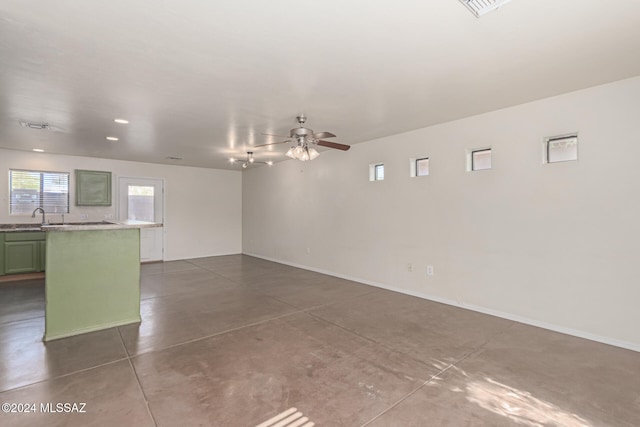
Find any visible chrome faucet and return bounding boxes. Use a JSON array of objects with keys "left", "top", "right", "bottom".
[{"left": 32, "top": 207, "right": 46, "bottom": 225}]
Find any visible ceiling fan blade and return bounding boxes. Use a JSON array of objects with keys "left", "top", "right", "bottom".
[
  {"left": 261, "top": 133, "right": 291, "bottom": 139},
  {"left": 317, "top": 140, "right": 350, "bottom": 151},
  {"left": 253, "top": 139, "right": 291, "bottom": 148},
  {"left": 313, "top": 131, "right": 336, "bottom": 139}
]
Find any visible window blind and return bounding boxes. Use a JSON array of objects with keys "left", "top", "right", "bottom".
[{"left": 10, "top": 169, "right": 70, "bottom": 214}]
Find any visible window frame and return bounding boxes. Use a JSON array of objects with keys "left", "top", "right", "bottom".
[{"left": 9, "top": 169, "right": 70, "bottom": 215}]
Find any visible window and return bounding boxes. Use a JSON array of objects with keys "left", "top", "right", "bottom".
[
  {"left": 127, "top": 185, "right": 155, "bottom": 222},
  {"left": 409, "top": 157, "right": 430, "bottom": 177},
  {"left": 471, "top": 148, "right": 492, "bottom": 171},
  {"left": 10, "top": 169, "right": 70, "bottom": 214},
  {"left": 546, "top": 134, "right": 578, "bottom": 163},
  {"left": 369, "top": 163, "right": 385, "bottom": 181},
  {"left": 415, "top": 157, "right": 429, "bottom": 177}
]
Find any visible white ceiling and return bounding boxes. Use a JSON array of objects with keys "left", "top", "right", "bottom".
[{"left": 1, "top": 0, "right": 639, "bottom": 170}]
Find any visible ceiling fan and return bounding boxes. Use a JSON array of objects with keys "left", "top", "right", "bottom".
[
  {"left": 229, "top": 151, "right": 272, "bottom": 169},
  {"left": 255, "top": 114, "right": 350, "bottom": 161}
]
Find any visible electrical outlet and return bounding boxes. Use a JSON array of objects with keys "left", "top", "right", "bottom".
[
  {"left": 407, "top": 263, "right": 413, "bottom": 272},
  {"left": 80, "top": 214, "right": 88, "bottom": 220},
  {"left": 427, "top": 265, "right": 434, "bottom": 276},
  {"left": 306, "top": 247, "right": 311, "bottom": 254},
  {"left": 104, "top": 213, "right": 114, "bottom": 219}
]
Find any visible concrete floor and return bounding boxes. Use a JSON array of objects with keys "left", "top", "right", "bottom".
[{"left": 1, "top": 255, "right": 639, "bottom": 426}]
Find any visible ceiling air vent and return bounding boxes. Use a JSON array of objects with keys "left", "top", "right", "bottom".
[
  {"left": 459, "top": 0, "right": 514, "bottom": 17},
  {"left": 19, "top": 120, "right": 50, "bottom": 130}
]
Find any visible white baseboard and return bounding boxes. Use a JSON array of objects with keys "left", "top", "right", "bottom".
[
  {"left": 163, "top": 252, "right": 243, "bottom": 262},
  {"left": 243, "top": 252, "right": 640, "bottom": 353}
]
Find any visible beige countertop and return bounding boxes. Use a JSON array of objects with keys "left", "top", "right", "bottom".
[{"left": 0, "top": 220, "right": 161, "bottom": 233}]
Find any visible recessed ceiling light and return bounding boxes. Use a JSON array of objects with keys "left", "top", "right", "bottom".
[
  {"left": 32, "top": 148, "right": 45, "bottom": 152},
  {"left": 113, "top": 118, "right": 129, "bottom": 124},
  {"left": 106, "top": 136, "right": 119, "bottom": 141},
  {"left": 166, "top": 156, "right": 183, "bottom": 160}
]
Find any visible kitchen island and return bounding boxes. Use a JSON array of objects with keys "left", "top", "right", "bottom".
[{"left": 41, "top": 220, "right": 160, "bottom": 341}]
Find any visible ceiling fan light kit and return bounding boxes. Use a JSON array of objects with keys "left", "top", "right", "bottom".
[
  {"left": 285, "top": 144, "right": 320, "bottom": 161},
  {"left": 255, "top": 114, "right": 350, "bottom": 162},
  {"left": 229, "top": 151, "right": 272, "bottom": 169}
]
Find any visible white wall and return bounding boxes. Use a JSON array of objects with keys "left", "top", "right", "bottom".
[
  {"left": 0, "top": 150, "right": 242, "bottom": 260},
  {"left": 243, "top": 76, "right": 640, "bottom": 351}
]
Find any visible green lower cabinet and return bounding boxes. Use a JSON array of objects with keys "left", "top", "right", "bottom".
[
  {"left": 2, "top": 232, "right": 46, "bottom": 275},
  {"left": 4, "top": 241, "right": 39, "bottom": 274},
  {"left": 39, "top": 240, "right": 46, "bottom": 272},
  {"left": 0, "top": 234, "right": 4, "bottom": 276}
]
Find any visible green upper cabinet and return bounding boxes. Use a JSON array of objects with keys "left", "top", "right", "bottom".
[{"left": 75, "top": 170, "right": 112, "bottom": 206}]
